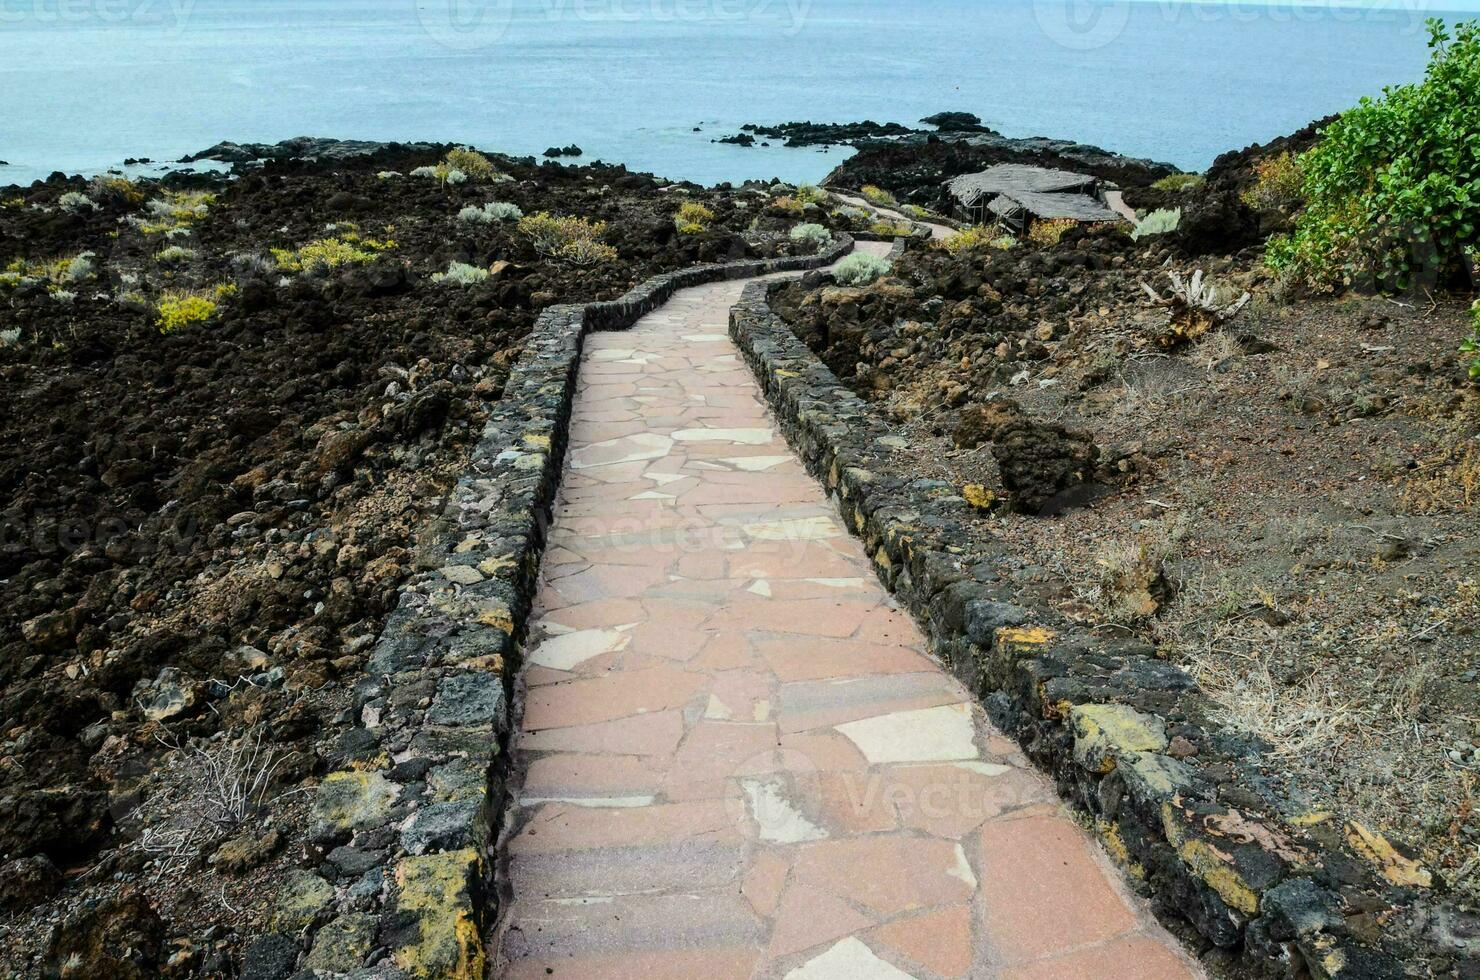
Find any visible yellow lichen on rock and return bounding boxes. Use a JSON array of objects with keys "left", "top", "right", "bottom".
[
  {"left": 995, "top": 625, "right": 1055, "bottom": 649},
  {"left": 1162, "top": 803, "right": 1260, "bottom": 915},
  {"left": 1344, "top": 821, "right": 1432, "bottom": 888},
  {"left": 1096, "top": 819, "right": 1146, "bottom": 880},
  {"left": 1069, "top": 703, "right": 1168, "bottom": 774},
  {"left": 392, "top": 849, "right": 487, "bottom": 978},
  {"left": 962, "top": 484, "right": 997, "bottom": 511}
]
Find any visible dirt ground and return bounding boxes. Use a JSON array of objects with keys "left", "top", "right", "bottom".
[{"left": 0, "top": 146, "right": 839, "bottom": 974}]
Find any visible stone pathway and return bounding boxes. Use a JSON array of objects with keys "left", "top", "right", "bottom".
[{"left": 493, "top": 248, "right": 1199, "bottom": 979}]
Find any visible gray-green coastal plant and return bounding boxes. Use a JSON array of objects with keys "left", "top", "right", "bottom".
[
  {"left": 58, "top": 191, "right": 97, "bottom": 213},
  {"left": 431, "top": 261, "right": 490, "bottom": 285},
  {"left": 833, "top": 251, "right": 891, "bottom": 286},
  {"left": 458, "top": 202, "right": 524, "bottom": 224},
  {"left": 789, "top": 223, "right": 832, "bottom": 246},
  {"left": 1131, "top": 208, "right": 1182, "bottom": 241}
]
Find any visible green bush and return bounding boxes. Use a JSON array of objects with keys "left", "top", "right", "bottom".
[
  {"left": 860, "top": 184, "right": 897, "bottom": 207},
  {"left": 1241, "top": 152, "right": 1305, "bottom": 211},
  {"left": 1152, "top": 173, "right": 1205, "bottom": 193},
  {"left": 938, "top": 226, "right": 1008, "bottom": 255},
  {"left": 674, "top": 201, "right": 715, "bottom": 235},
  {"left": 833, "top": 251, "right": 891, "bottom": 286},
  {"left": 795, "top": 184, "right": 830, "bottom": 206},
  {"left": 517, "top": 212, "right": 617, "bottom": 265},
  {"left": 1462, "top": 298, "right": 1480, "bottom": 380},
  {"left": 1267, "top": 19, "right": 1480, "bottom": 292},
  {"left": 789, "top": 223, "right": 832, "bottom": 246},
  {"left": 1131, "top": 208, "right": 1182, "bottom": 241},
  {"left": 431, "top": 261, "right": 490, "bottom": 286}
]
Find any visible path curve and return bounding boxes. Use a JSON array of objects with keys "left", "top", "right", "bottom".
[
  {"left": 492, "top": 243, "right": 1198, "bottom": 979},
  {"left": 833, "top": 192, "right": 955, "bottom": 240}
]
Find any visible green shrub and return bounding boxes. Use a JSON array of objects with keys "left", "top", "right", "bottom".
[
  {"left": 831, "top": 205, "right": 871, "bottom": 230},
  {"left": 789, "top": 223, "right": 832, "bottom": 246},
  {"left": 795, "top": 184, "right": 830, "bottom": 206},
  {"left": 833, "top": 251, "right": 891, "bottom": 286},
  {"left": 938, "top": 225, "right": 1000, "bottom": 254},
  {"left": 58, "top": 191, "right": 97, "bottom": 213},
  {"left": 1152, "top": 173, "right": 1205, "bottom": 193},
  {"left": 431, "top": 261, "right": 490, "bottom": 286},
  {"left": 1462, "top": 298, "right": 1480, "bottom": 380},
  {"left": 1131, "top": 208, "right": 1182, "bottom": 241},
  {"left": 444, "top": 147, "right": 500, "bottom": 180},
  {"left": 156, "top": 284, "right": 234, "bottom": 333},
  {"left": 1027, "top": 218, "right": 1076, "bottom": 247},
  {"left": 90, "top": 175, "right": 145, "bottom": 204},
  {"left": 674, "top": 201, "right": 715, "bottom": 235},
  {"left": 517, "top": 212, "right": 617, "bottom": 265},
  {"left": 458, "top": 202, "right": 523, "bottom": 224},
  {"left": 156, "top": 245, "right": 196, "bottom": 264},
  {"left": 1268, "top": 19, "right": 1480, "bottom": 292},
  {"left": 271, "top": 234, "right": 395, "bottom": 272},
  {"left": 869, "top": 220, "right": 913, "bottom": 237},
  {"left": 135, "top": 190, "right": 215, "bottom": 235},
  {"left": 860, "top": 184, "right": 897, "bottom": 207},
  {"left": 768, "top": 195, "right": 805, "bottom": 216},
  {"left": 1240, "top": 152, "right": 1304, "bottom": 210},
  {"left": 3, "top": 251, "right": 96, "bottom": 289}
]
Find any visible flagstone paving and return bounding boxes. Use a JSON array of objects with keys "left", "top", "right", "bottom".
[{"left": 493, "top": 248, "right": 1201, "bottom": 979}]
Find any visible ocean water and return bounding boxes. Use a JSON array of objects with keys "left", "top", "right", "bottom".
[{"left": 0, "top": 0, "right": 1471, "bottom": 187}]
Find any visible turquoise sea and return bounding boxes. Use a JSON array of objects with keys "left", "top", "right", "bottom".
[{"left": 1, "top": 0, "right": 1475, "bottom": 186}]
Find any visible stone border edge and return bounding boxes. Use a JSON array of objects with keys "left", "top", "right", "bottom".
[
  {"left": 242, "top": 235, "right": 856, "bottom": 980},
  {"left": 728, "top": 268, "right": 1423, "bottom": 980}
]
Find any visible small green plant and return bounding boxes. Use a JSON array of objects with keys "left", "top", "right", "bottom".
[
  {"left": 938, "top": 225, "right": 998, "bottom": 255},
  {"left": 831, "top": 205, "right": 872, "bottom": 230},
  {"left": 1027, "top": 217, "right": 1076, "bottom": 247},
  {"left": 789, "top": 223, "right": 832, "bottom": 246},
  {"left": 674, "top": 201, "right": 715, "bottom": 235},
  {"left": 155, "top": 284, "right": 234, "bottom": 333},
  {"left": 795, "top": 184, "right": 830, "bottom": 206},
  {"left": 431, "top": 261, "right": 490, "bottom": 285},
  {"left": 58, "top": 191, "right": 98, "bottom": 213},
  {"left": 444, "top": 147, "right": 500, "bottom": 180},
  {"left": 860, "top": 184, "right": 897, "bottom": 207},
  {"left": 833, "top": 251, "right": 891, "bottom": 286},
  {"left": 90, "top": 175, "right": 145, "bottom": 204},
  {"left": 135, "top": 189, "right": 216, "bottom": 235},
  {"left": 768, "top": 195, "right": 805, "bottom": 216},
  {"left": 377, "top": 170, "right": 402, "bottom": 180},
  {"left": 1, "top": 196, "right": 25, "bottom": 209},
  {"left": 516, "top": 212, "right": 617, "bottom": 265},
  {"left": 458, "top": 202, "right": 523, "bottom": 224},
  {"left": 270, "top": 234, "right": 395, "bottom": 272},
  {"left": 0, "top": 327, "right": 21, "bottom": 347},
  {"left": 1152, "top": 173, "right": 1205, "bottom": 193},
  {"left": 869, "top": 220, "right": 913, "bottom": 236},
  {"left": 1462, "top": 298, "right": 1480, "bottom": 381},
  {"left": 3, "top": 251, "right": 96, "bottom": 290},
  {"left": 1240, "top": 152, "right": 1304, "bottom": 210},
  {"left": 156, "top": 245, "right": 196, "bottom": 264},
  {"left": 1268, "top": 20, "right": 1480, "bottom": 291},
  {"left": 1131, "top": 208, "right": 1183, "bottom": 241}
]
